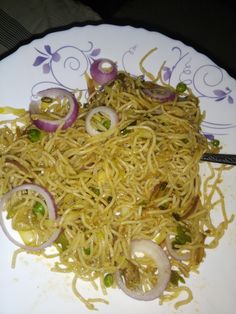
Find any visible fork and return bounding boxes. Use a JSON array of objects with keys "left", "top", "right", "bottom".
[{"left": 201, "top": 153, "right": 236, "bottom": 165}]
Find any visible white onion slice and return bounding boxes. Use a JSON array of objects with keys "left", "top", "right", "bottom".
[
  {"left": 30, "top": 88, "right": 79, "bottom": 132},
  {"left": 165, "top": 234, "right": 190, "bottom": 261},
  {"left": 0, "top": 184, "right": 60, "bottom": 251},
  {"left": 85, "top": 106, "right": 118, "bottom": 136},
  {"left": 115, "top": 239, "right": 171, "bottom": 301}
]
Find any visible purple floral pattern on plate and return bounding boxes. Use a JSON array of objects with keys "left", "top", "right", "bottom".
[
  {"left": 32, "top": 41, "right": 235, "bottom": 139},
  {"left": 32, "top": 41, "right": 101, "bottom": 96},
  {"left": 33, "top": 45, "right": 61, "bottom": 73},
  {"left": 162, "top": 47, "right": 234, "bottom": 105}
]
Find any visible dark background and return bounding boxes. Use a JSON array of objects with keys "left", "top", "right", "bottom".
[
  {"left": 80, "top": 0, "right": 236, "bottom": 79},
  {"left": 0, "top": 0, "right": 235, "bottom": 79}
]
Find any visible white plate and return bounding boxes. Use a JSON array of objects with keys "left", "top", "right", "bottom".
[{"left": 0, "top": 24, "right": 236, "bottom": 314}]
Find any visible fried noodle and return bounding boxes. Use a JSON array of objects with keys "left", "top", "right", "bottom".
[{"left": 0, "top": 55, "right": 233, "bottom": 310}]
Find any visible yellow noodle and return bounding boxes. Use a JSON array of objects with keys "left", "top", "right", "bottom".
[{"left": 11, "top": 248, "right": 25, "bottom": 268}]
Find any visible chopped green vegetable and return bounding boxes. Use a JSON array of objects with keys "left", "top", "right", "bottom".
[
  {"left": 139, "top": 200, "right": 147, "bottom": 206},
  {"left": 160, "top": 182, "right": 168, "bottom": 190},
  {"left": 83, "top": 247, "right": 91, "bottom": 255},
  {"left": 181, "top": 138, "right": 188, "bottom": 144},
  {"left": 172, "top": 213, "right": 181, "bottom": 221},
  {"left": 107, "top": 196, "right": 113, "bottom": 203},
  {"left": 90, "top": 187, "right": 100, "bottom": 196},
  {"left": 170, "top": 270, "right": 185, "bottom": 286},
  {"left": 6, "top": 208, "right": 16, "bottom": 219},
  {"left": 176, "top": 82, "right": 187, "bottom": 93},
  {"left": 120, "top": 127, "right": 130, "bottom": 135},
  {"left": 41, "top": 96, "right": 53, "bottom": 103},
  {"left": 32, "top": 201, "right": 45, "bottom": 216},
  {"left": 103, "top": 119, "right": 111, "bottom": 129},
  {"left": 28, "top": 128, "right": 41, "bottom": 142},
  {"left": 103, "top": 273, "right": 114, "bottom": 287},
  {"left": 211, "top": 139, "right": 220, "bottom": 147},
  {"left": 120, "top": 121, "right": 137, "bottom": 135},
  {"left": 55, "top": 232, "right": 69, "bottom": 251},
  {"left": 160, "top": 202, "right": 169, "bottom": 210},
  {"left": 172, "top": 225, "right": 192, "bottom": 248}
]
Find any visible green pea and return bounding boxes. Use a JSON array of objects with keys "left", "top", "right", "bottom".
[
  {"left": 33, "top": 201, "right": 45, "bottom": 216},
  {"left": 28, "top": 128, "right": 41, "bottom": 142},
  {"left": 176, "top": 82, "right": 187, "bottom": 93},
  {"left": 103, "top": 273, "right": 114, "bottom": 287},
  {"left": 211, "top": 139, "right": 220, "bottom": 147}
]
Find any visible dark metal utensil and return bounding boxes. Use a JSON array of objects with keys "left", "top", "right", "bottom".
[{"left": 201, "top": 153, "right": 236, "bottom": 165}]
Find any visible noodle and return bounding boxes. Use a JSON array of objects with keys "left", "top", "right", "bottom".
[{"left": 0, "top": 59, "right": 233, "bottom": 310}]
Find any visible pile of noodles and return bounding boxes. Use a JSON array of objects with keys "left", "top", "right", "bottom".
[{"left": 0, "top": 62, "right": 233, "bottom": 310}]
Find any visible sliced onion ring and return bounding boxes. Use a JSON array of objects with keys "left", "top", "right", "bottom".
[
  {"left": 142, "top": 83, "right": 176, "bottom": 103},
  {"left": 90, "top": 58, "right": 117, "bottom": 85},
  {"left": 115, "top": 239, "right": 171, "bottom": 301},
  {"left": 85, "top": 106, "right": 118, "bottom": 136},
  {"left": 165, "top": 234, "right": 190, "bottom": 261},
  {"left": 30, "top": 88, "right": 79, "bottom": 132},
  {"left": 0, "top": 184, "right": 60, "bottom": 251}
]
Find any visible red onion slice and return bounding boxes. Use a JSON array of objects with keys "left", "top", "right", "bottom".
[
  {"left": 115, "top": 239, "right": 171, "bottom": 301},
  {"left": 30, "top": 88, "right": 79, "bottom": 132},
  {"left": 0, "top": 184, "right": 60, "bottom": 251},
  {"left": 85, "top": 106, "right": 118, "bottom": 136},
  {"left": 142, "top": 83, "right": 176, "bottom": 103},
  {"left": 90, "top": 58, "right": 117, "bottom": 85},
  {"left": 165, "top": 234, "right": 190, "bottom": 261}
]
